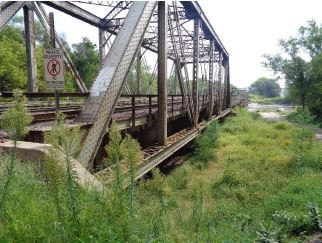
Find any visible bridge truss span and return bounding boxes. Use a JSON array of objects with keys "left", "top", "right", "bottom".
[{"left": 0, "top": 1, "right": 242, "bottom": 179}]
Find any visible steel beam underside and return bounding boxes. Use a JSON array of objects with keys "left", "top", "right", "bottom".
[{"left": 135, "top": 109, "right": 231, "bottom": 179}]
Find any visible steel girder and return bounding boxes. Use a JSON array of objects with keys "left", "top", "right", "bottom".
[
  {"left": 208, "top": 40, "right": 214, "bottom": 119},
  {"left": 180, "top": 1, "right": 228, "bottom": 61},
  {"left": 168, "top": 3, "right": 193, "bottom": 123},
  {"left": 98, "top": 28, "right": 106, "bottom": 66},
  {"left": 77, "top": 1, "right": 156, "bottom": 169},
  {"left": 41, "top": 1, "right": 103, "bottom": 27},
  {"left": 224, "top": 60, "right": 230, "bottom": 108},
  {"left": 157, "top": 1, "right": 168, "bottom": 146},
  {"left": 24, "top": 4, "right": 38, "bottom": 93},
  {"left": 192, "top": 18, "right": 200, "bottom": 126},
  {"left": 217, "top": 53, "right": 223, "bottom": 112},
  {"left": 41, "top": 1, "right": 227, "bottom": 64}
]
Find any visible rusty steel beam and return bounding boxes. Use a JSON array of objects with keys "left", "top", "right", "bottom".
[
  {"left": 98, "top": 28, "right": 106, "bottom": 66},
  {"left": 208, "top": 39, "right": 214, "bottom": 119},
  {"left": 157, "top": 1, "right": 168, "bottom": 146},
  {"left": 43, "top": 2, "right": 178, "bottom": 62},
  {"left": 180, "top": 1, "right": 229, "bottom": 61},
  {"left": 168, "top": 2, "right": 193, "bottom": 123},
  {"left": 224, "top": 59, "right": 230, "bottom": 108},
  {"left": 135, "top": 108, "right": 232, "bottom": 180},
  {"left": 77, "top": 2, "right": 156, "bottom": 169},
  {"left": 41, "top": 1, "right": 103, "bottom": 28},
  {"left": 136, "top": 128, "right": 199, "bottom": 179},
  {"left": 103, "top": 1, "right": 131, "bottom": 22},
  {"left": 0, "top": 92, "right": 89, "bottom": 98},
  {"left": 217, "top": 52, "right": 223, "bottom": 111},
  {"left": 192, "top": 18, "right": 200, "bottom": 126},
  {"left": 24, "top": 4, "right": 38, "bottom": 92},
  {"left": 136, "top": 47, "right": 141, "bottom": 95}
]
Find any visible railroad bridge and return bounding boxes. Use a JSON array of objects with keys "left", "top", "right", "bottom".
[{"left": 0, "top": 1, "right": 248, "bottom": 180}]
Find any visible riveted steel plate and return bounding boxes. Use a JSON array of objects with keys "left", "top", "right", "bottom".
[{"left": 78, "top": 1, "right": 156, "bottom": 169}]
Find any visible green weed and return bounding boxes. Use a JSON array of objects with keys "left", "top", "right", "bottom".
[{"left": 0, "top": 107, "right": 320, "bottom": 242}]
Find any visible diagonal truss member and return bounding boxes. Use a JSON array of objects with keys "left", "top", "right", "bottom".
[
  {"left": 77, "top": 1, "right": 156, "bottom": 169},
  {"left": 0, "top": 2, "right": 26, "bottom": 30}
]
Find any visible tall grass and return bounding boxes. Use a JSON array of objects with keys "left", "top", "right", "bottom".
[
  {"left": 0, "top": 90, "right": 31, "bottom": 217},
  {"left": 0, "top": 105, "right": 320, "bottom": 241}
]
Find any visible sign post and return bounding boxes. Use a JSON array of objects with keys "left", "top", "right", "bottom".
[
  {"left": 44, "top": 48, "right": 64, "bottom": 89},
  {"left": 44, "top": 48, "right": 64, "bottom": 109},
  {"left": 45, "top": 12, "right": 64, "bottom": 111}
]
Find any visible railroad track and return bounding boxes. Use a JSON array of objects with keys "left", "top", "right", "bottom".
[{"left": 0, "top": 97, "right": 186, "bottom": 123}]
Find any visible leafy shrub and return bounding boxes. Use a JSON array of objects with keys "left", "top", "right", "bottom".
[
  {"left": 274, "top": 122, "right": 290, "bottom": 130},
  {"left": 250, "top": 111, "right": 261, "bottom": 120},
  {"left": 0, "top": 90, "right": 31, "bottom": 217},
  {"left": 255, "top": 223, "right": 281, "bottom": 243},
  {"left": 45, "top": 112, "right": 83, "bottom": 239},
  {"left": 287, "top": 107, "right": 317, "bottom": 126},
  {"left": 0, "top": 89, "right": 32, "bottom": 142},
  {"left": 290, "top": 127, "right": 315, "bottom": 171},
  {"left": 167, "top": 165, "right": 189, "bottom": 190},
  {"left": 194, "top": 122, "right": 219, "bottom": 165},
  {"left": 271, "top": 203, "right": 322, "bottom": 236}
]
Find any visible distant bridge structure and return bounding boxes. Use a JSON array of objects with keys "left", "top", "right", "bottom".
[{"left": 0, "top": 1, "right": 247, "bottom": 179}]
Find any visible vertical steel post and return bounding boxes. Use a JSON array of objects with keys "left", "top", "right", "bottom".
[
  {"left": 208, "top": 39, "right": 214, "bottom": 119},
  {"left": 98, "top": 28, "right": 106, "bottom": 66},
  {"left": 192, "top": 18, "right": 200, "bottom": 126},
  {"left": 157, "top": 1, "right": 168, "bottom": 146},
  {"left": 148, "top": 96, "right": 152, "bottom": 122},
  {"left": 24, "top": 4, "right": 38, "bottom": 92},
  {"left": 136, "top": 47, "right": 141, "bottom": 95},
  {"left": 174, "top": 66, "right": 177, "bottom": 95},
  {"left": 217, "top": 52, "right": 223, "bottom": 112},
  {"left": 225, "top": 59, "right": 231, "bottom": 108},
  {"left": 49, "top": 12, "right": 55, "bottom": 48},
  {"left": 49, "top": 12, "right": 59, "bottom": 110},
  {"left": 131, "top": 95, "right": 135, "bottom": 127}
]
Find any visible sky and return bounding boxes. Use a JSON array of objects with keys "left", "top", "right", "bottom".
[
  {"left": 199, "top": 0, "right": 322, "bottom": 88},
  {"left": 43, "top": 0, "right": 322, "bottom": 88}
]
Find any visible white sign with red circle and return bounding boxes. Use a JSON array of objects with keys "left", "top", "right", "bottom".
[{"left": 44, "top": 48, "right": 64, "bottom": 90}]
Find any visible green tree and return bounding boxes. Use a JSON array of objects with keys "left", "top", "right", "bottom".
[
  {"left": 0, "top": 26, "right": 27, "bottom": 90},
  {"left": 0, "top": 17, "right": 75, "bottom": 92},
  {"left": 249, "top": 77, "right": 281, "bottom": 97},
  {"left": 127, "top": 62, "right": 157, "bottom": 94},
  {"left": 263, "top": 20, "right": 322, "bottom": 109},
  {"left": 306, "top": 52, "right": 322, "bottom": 120},
  {"left": 70, "top": 37, "right": 99, "bottom": 89}
]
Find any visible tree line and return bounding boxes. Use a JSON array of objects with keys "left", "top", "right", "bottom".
[
  {"left": 263, "top": 20, "right": 322, "bottom": 120},
  {"left": 0, "top": 16, "right": 156, "bottom": 94}
]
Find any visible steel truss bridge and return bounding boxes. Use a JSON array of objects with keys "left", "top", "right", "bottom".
[{"left": 0, "top": 1, "right": 248, "bottom": 180}]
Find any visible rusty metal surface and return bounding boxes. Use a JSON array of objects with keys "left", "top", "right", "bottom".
[
  {"left": 192, "top": 18, "right": 200, "bottom": 126},
  {"left": 157, "top": 1, "right": 168, "bottom": 146},
  {"left": 24, "top": 4, "right": 38, "bottom": 93},
  {"left": 208, "top": 40, "right": 214, "bottom": 118},
  {"left": 78, "top": 2, "right": 157, "bottom": 169},
  {"left": 0, "top": 0, "right": 233, "bottom": 174},
  {"left": 96, "top": 108, "right": 232, "bottom": 181}
]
